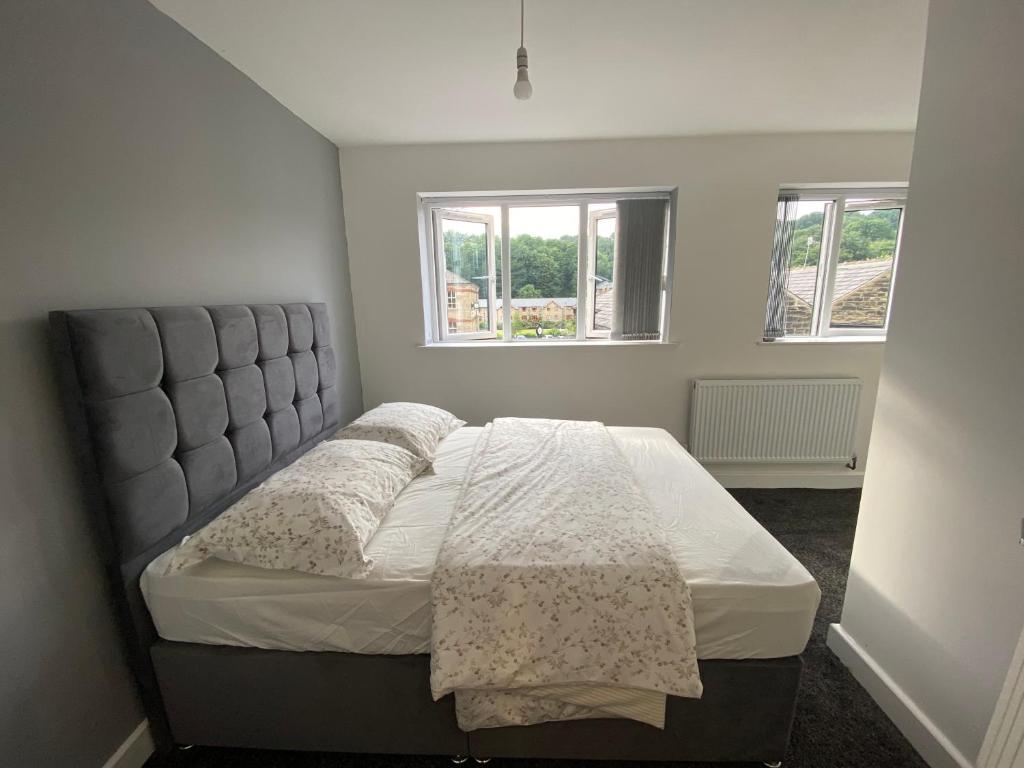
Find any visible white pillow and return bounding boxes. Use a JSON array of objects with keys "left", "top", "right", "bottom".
[
  {"left": 332, "top": 402, "right": 465, "bottom": 464},
  {"left": 166, "top": 440, "right": 426, "bottom": 578}
]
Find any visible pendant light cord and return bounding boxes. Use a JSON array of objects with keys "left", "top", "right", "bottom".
[{"left": 520, "top": 0, "right": 525, "bottom": 47}]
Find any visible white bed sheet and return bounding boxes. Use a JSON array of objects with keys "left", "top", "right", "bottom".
[{"left": 142, "top": 426, "right": 820, "bottom": 659}]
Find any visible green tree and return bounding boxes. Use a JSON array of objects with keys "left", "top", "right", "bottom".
[
  {"left": 837, "top": 209, "right": 899, "bottom": 263},
  {"left": 518, "top": 283, "right": 541, "bottom": 298},
  {"left": 786, "top": 208, "right": 900, "bottom": 268}
]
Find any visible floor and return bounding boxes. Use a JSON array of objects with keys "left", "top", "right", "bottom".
[{"left": 145, "top": 488, "right": 928, "bottom": 768}]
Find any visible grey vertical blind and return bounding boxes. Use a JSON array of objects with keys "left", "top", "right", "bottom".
[
  {"left": 611, "top": 198, "right": 668, "bottom": 340},
  {"left": 763, "top": 193, "right": 799, "bottom": 340}
]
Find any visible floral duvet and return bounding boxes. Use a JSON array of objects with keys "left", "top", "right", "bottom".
[{"left": 430, "top": 418, "right": 703, "bottom": 730}]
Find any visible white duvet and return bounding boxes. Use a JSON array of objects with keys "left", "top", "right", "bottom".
[
  {"left": 142, "top": 427, "right": 820, "bottom": 664},
  {"left": 430, "top": 418, "right": 703, "bottom": 730}
]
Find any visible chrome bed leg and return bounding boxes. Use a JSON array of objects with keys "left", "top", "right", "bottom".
[
  {"left": 763, "top": 761, "right": 782, "bottom": 768},
  {"left": 177, "top": 744, "right": 194, "bottom": 751},
  {"left": 473, "top": 759, "right": 491, "bottom": 764},
  {"left": 450, "top": 756, "right": 468, "bottom": 764}
]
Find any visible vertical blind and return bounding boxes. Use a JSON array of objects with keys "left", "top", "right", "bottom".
[
  {"left": 763, "top": 193, "right": 799, "bottom": 340},
  {"left": 611, "top": 198, "right": 668, "bottom": 341}
]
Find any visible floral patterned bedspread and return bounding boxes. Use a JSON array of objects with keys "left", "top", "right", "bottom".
[{"left": 429, "top": 418, "right": 702, "bottom": 730}]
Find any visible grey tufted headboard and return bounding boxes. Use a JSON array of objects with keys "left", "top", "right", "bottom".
[{"left": 49, "top": 302, "right": 343, "bottom": 744}]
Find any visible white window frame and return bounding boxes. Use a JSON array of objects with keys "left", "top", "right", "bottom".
[
  {"left": 778, "top": 186, "right": 907, "bottom": 340},
  {"left": 586, "top": 208, "right": 616, "bottom": 339},
  {"left": 432, "top": 208, "right": 496, "bottom": 341},
  {"left": 419, "top": 188, "right": 675, "bottom": 345}
]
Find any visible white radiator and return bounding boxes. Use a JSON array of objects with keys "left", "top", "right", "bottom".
[{"left": 689, "top": 378, "right": 861, "bottom": 463}]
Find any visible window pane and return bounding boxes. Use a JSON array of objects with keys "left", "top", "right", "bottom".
[
  {"left": 493, "top": 233, "right": 504, "bottom": 338},
  {"left": 436, "top": 207, "right": 495, "bottom": 335},
  {"left": 783, "top": 200, "right": 830, "bottom": 337},
  {"left": 590, "top": 210, "right": 615, "bottom": 333},
  {"left": 829, "top": 204, "right": 901, "bottom": 329},
  {"left": 508, "top": 206, "right": 579, "bottom": 341},
  {"left": 440, "top": 215, "right": 489, "bottom": 334}
]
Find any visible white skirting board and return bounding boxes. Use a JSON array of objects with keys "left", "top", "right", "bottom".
[
  {"left": 707, "top": 468, "right": 864, "bottom": 489},
  {"left": 827, "top": 624, "right": 974, "bottom": 768},
  {"left": 102, "top": 720, "right": 153, "bottom": 768}
]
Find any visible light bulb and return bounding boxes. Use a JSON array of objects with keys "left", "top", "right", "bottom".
[
  {"left": 514, "top": 70, "right": 532, "bottom": 100},
  {"left": 514, "top": 45, "right": 532, "bottom": 100}
]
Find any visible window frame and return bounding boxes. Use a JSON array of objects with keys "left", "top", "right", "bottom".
[
  {"left": 432, "top": 208, "right": 497, "bottom": 342},
  {"left": 586, "top": 207, "right": 617, "bottom": 339},
  {"left": 419, "top": 189, "right": 675, "bottom": 346},
  {"left": 776, "top": 186, "right": 907, "bottom": 340}
]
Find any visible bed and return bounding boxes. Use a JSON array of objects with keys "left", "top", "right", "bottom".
[{"left": 51, "top": 302, "right": 818, "bottom": 765}]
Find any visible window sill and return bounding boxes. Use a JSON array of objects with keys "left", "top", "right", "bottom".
[
  {"left": 758, "top": 336, "right": 886, "bottom": 346},
  {"left": 420, "top": 340, "right": 678, "bottom": 349}
]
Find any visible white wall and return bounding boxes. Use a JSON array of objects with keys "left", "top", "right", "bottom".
[
  {"left": 340, "top": 132, "right": 913, "bottom": 485},
  {"left": 830, "top": 2, "right": 1024, "bottom": 766}
]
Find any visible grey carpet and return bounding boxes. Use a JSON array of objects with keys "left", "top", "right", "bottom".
[{"left": 146, "top": 488, "right": 928, "bottom": 768}]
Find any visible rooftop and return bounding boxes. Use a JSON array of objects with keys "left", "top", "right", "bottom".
[
  {"left": 445, "top": 270, "right": 474, "bottom": 286},
  {"left": 786, "top": 259, "right": 894, "bottom": 305},
  {"left": 478, "top": 297, "right": 577, "bottom": 309},
  {"left": 594, "top": 290, "right": 613, "bottom": 330}
]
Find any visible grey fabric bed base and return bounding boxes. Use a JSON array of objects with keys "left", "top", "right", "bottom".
[{"left": 152, "top": 641, "right": 802, "bottom": 763}]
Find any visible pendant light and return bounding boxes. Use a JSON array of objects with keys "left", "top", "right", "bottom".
[{"left": 513, "top": 0, "right": 533, "bottom": 100}]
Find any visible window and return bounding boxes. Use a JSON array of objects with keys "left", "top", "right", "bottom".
[
  {"left": 587, "top": 205, "right": 616, "bottom": 338},
  {"left": 763, "top": 187, "right": 906, "bottom": 341},
  {"left": 434, "top": 210, "right": 496, "bottom": 339},
  {"left": 420, "top": 190, "right": 673, "bottom": 344}
]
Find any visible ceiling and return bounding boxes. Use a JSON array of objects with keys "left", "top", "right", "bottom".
[{"left": 151, "top": 0, "right": 928, "bottom": 147}]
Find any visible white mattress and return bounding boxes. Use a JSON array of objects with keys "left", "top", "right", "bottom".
[{"left": 142, "top": 426, "right": 820, "bottom": 659}]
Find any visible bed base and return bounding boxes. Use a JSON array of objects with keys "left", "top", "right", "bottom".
[{"left": 152, "top": 641, "right": 802, "bottom": 763}]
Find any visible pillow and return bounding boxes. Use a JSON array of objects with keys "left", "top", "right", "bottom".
[
  {"left": 165, "top": 440, "right": 426, "bottom": 578},
  {"left": 331, "top": 402, "right": 465, "bottom": 464}
]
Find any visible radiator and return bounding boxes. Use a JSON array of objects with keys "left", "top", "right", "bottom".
[{"left": 689, "top": 378, "right": 861, "bottom": 463}]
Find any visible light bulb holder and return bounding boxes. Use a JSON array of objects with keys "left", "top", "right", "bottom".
[
  {"left": 513, "top": 0, "right": 532, "bottom": 100},
  {"left": 514, "top": 45, "right": 532, "bottom": 99}
]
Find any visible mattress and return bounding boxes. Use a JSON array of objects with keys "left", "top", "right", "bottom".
[{"left": 142, "top": 426, "right": 820, "bottom": 660}]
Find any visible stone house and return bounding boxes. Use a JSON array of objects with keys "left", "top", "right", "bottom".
[
  {"left": 445, "top": 270, "right": 481, "bottom": 333},
  {"left": 784, "top": 259, "right": 894, "bottom": 334},
  {"left": 446, "top": 271, "right": 578, "bottom": 333},
  {"left": 476, "top": 297, "right": 577, "bottom": 325}
]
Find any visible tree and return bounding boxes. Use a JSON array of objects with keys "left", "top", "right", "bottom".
[
  {"left": 518, "top": 283, "right": 541, "bottom": 298},
  {"left": 442, "top": 231, "right": 579, "bottom": 298},
  {"left": 786, "top": 208, "right": 900, "bottom": 268}
]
